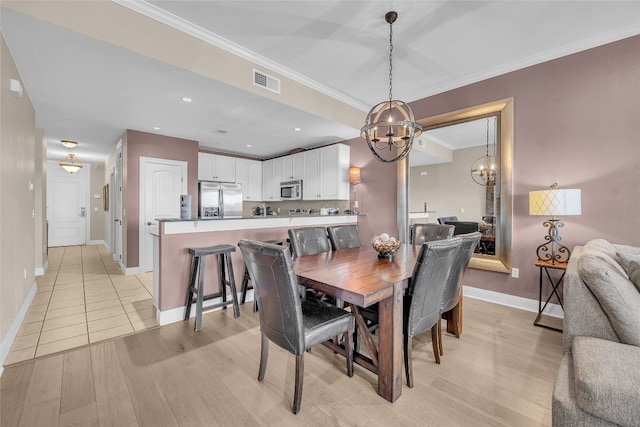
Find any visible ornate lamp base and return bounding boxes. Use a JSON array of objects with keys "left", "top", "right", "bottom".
[{"left": 536, "top": 218, "right": 571, "bottom": 265}]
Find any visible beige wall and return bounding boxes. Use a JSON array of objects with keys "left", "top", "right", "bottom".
[
  {"left": 409, "top": 145, "right": 488, "bottom": 222},
  {"left": 0, "top": 33, "right": 40, "bottom": 359},
  {"left": 34, "top": 128, "right": 47, "bottom": 272}
]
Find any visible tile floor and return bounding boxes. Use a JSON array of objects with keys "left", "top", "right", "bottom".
[{"left": 4, "top": 245, "right": 158, "bottom": 365}]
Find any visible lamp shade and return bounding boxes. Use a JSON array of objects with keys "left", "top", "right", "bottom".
[
  {"left": 349, "top": 167, "right": 361, "bottom": 184},
  {"left": 529, "top": 188, "right": 581, "bottom": 216}
]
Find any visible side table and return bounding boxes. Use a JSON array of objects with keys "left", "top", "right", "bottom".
[{"left": 534, "top": 259, "right": 567, "bottom": 332}]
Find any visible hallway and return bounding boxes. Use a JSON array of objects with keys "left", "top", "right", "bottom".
[{"left": 4, "top": 245, "right": 158, "bottom": 365}]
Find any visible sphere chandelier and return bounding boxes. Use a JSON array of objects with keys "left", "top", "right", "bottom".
[{"left": 360, "top": 11, "right": 422, "bottom": 163}]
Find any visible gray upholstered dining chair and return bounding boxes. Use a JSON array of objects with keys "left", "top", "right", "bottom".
[
  {"left": 288, "top": 227, "right": 331, "bottom": 257},
  {"left": 327, "top": 225, "right": 361, "bottom": 250},
  {"left": 237, "top": 240, "right": 354, "bottom": 414},
  {"left": 359, "top": 238, "right": 462, "bottom": 387},
  {"left": 410, "top": 223, "right": 455, "bottom": 245},
  {"left": 439, "top": 232, "right": 482, "bottom": 355}
]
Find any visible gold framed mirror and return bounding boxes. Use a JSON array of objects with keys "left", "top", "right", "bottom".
[{"left": 411, "top": 98, "right": 513, "bottom": 273}]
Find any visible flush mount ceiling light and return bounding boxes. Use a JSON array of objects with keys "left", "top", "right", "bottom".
[
  {"left": 360, "top": 11, "right": 422, "bottom": 163},
  {"left": 182, "top": 97, "right": 192, "bottom": 103},
  {"left": 61, "top": 139, "right": 78, "bottom": 149},
  {"left": 470, "top": 117, "right": 497, "bottom": 186},
  {"left": 59, "top": 153, "right": 83, "bottom": 174}
]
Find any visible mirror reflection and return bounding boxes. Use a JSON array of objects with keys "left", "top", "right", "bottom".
[{"left": 408, "top": 100, "right": 512, "bottom": 272}]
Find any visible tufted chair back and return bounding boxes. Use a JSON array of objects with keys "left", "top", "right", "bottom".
[
  {"left": 327, "top": 225, "right": 361, "bottom": 250},
  {"left": 410, "top": 223, "right": 455, "bottom": 245},
  {"left": 288, "top": 227, "right": 331, "bottom": 257}
]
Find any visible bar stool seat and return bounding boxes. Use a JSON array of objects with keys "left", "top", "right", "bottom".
[
  {"left": 240, "top": 240, "right": 282, "bottom": 311},
  {"left": 184, "top": 244, "right": 240, "bottom": 331}
]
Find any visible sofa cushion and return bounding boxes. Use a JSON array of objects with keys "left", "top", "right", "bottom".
[
  {"left": 578, "top": 253, "right": 640, "bottom": 346},
  {"left": 618, "top": 251, "right": 640, "bottom": 292},
  {"left": 572, "top": 337, "right": 640, "bottom": 427}
]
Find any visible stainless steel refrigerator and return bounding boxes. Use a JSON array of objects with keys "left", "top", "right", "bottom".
[{"left": 198, "top": 182, "right": 243, "bottom": 219}]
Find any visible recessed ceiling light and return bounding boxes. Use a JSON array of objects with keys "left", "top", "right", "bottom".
[
  {"left": 182, "top": 97, "right": 192, "bottom": 103},
  {"left": 293, "top": 127, "right": 301, "bottom": 132},
  {"left": 246, "top": 144, "right": 252, "bottom": 148},
  {"left": 152, "top": 126, "right": 160, "bottom": 130}
]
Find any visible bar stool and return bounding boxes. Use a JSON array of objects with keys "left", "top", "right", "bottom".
[
  {"left": 240, "top": 240, "right": 282, "bottom": 312},
  {"left": 184, "top": 244, "right": 240, "bottom": 331}
]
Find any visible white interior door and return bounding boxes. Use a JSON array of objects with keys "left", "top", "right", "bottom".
[
  {"left": 46, "top": 160, "right": 88, "bottom": 247},
  {"left": 140, "top": 157, "right": 187, "bottom": 272}
]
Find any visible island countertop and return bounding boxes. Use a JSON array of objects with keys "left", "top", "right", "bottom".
[{"left": 157, "top": 215, "right": 358, "bottom": 235}]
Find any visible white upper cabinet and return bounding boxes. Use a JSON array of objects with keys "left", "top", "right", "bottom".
[
  {"left": 303, "top": 144, "right": 350, "bottom": 200},
  {"left": 235, "top": 158, "right": 263, "bottom": 201},
  {"left": 262, "top": 158, "right": 279, "bottom": 201},
  {"left": 198, "top": 152, "right": 236, "bottom": 182},
  {"left": 280, "top": 152, "right": 304, "bottom": 181}
]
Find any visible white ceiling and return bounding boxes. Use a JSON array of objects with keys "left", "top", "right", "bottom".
[{"left": 1, "top": 1, "right": 639, "bottom": 165}]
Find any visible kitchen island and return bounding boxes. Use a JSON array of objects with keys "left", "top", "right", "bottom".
[{"left": 153, "top": 215, "right": 358, "bottom": 325}]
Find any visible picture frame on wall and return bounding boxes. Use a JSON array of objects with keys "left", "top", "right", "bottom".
[{"left": 103, "top": 184, "right": 109, "bottom": 211}]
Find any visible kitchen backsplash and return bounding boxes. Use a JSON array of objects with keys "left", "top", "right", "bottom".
[{"left": 242, "top": 200, "right": 350, "bottom": 217}]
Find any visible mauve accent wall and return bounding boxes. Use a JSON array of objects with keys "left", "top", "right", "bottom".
[
  {"left": 348, "top": 35, "right": 640, "bottom": 302},
  {"left": 125, "top": 130, "right": 199, "bottom": 269}
]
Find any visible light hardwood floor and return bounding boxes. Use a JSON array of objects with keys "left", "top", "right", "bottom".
[
  {"left": 1, "top": 294, "right": 563, "bottom": 426},
  {"left": 4, "top": 245, "right": 158, "bottom": 364}
]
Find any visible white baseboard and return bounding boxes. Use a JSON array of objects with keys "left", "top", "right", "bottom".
[
  {"left": 157, "top": 292, "right": 248, "bottom": 326},
  {"left": 88, "top": 239, "right": 106, "bottom": 246},
  {"left": 123, "top": 265, "right": 143, "bottom": 276},
  {"left": 463, "top": 285, "right": 563, "bottom": 318},
  {"left": 1, "top": 281, "right": 37, "bottom": 377},
  {"left": 35, "top": 259, "right": 48, "bottom": 277}
]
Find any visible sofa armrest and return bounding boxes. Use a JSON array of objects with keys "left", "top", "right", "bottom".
[{"left": 572, "top": 337, "right": 640, "bottom": 427}]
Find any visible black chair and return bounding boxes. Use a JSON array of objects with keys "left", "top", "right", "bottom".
[
  {"left": 444, "top": 221, "right": 480, "bottom": 235},
  {"left": 327, "top": 225, "right": 361, "bottom": 250},
  {"left": 360, "top": 238, "right": 462, "bottom": 387},
  {"left": 437, "top": 216, "right": 458, "bottom": 224},
  {"left": 237, "top": 240, "right": 354, "bottom": 414},
  {"left": 439, "top": 232, "right": 482, "bottom": 354},
  {"left": 288, "top": 227, "right": 331, "bottom": 258},
  {"left": 410, "top": 223, "right": 455, "bottom": 245}
]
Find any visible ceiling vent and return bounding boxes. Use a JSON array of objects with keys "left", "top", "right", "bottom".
[{"left": 253, "top": 69, "right": 280, "bottom": 94}]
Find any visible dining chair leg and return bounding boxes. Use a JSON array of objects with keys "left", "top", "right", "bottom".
[
  {"left": 404, "top": 334, "right": 414, "bottom": 388},
  {"left": 345, "top": 329, "right": 354, "bottom": 377},
  {"left": 293, "top": 353, "right": 304, "bottom": 414},
  {"left": 258, "top": 334, "right": 269, "bottom": 381},
  {"left": 431, "top": 324, "right": 441, "bottom": 364},
  {"left": 438, "top": 317, "right": 444, "bottom": 356}
]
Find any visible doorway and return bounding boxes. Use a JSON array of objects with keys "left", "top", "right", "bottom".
[
  {"left": 139, "top": 157, "right": 188, "bottom": 272},
  {"left": 46, "top": 160, "right": 88, "bottom": 247}
]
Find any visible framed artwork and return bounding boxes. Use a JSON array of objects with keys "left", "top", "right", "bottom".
[{"left": 103, "top": 184, "right": 109, "bottom": 211}]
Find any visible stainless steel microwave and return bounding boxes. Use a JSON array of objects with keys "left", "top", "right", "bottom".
[{"left": 280, "top": 180, "right": 302, "bottom": 200}]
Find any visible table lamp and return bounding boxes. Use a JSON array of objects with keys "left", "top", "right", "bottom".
[{"left": 529, "top": 183, "right": 581, "bottom": 264}]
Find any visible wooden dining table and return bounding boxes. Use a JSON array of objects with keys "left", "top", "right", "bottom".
[{"left": 292, "top": 244, "right": 421, "bottom": 403}]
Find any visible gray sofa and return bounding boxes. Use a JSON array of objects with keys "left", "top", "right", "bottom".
[{"left": 552, "top": 239, "right": 640, "bottom": 426}]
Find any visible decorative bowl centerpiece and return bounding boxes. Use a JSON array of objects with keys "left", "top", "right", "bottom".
[{"left": 371, "top": 233, "right": 402, "bottom": 259}]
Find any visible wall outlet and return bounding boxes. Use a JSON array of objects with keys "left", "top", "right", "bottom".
[
  {"left": 511, "top": 267, "right": 519, "bottom": 278},
  {"left": 460, "top": 208, "right": 465, "bottom": 213}
]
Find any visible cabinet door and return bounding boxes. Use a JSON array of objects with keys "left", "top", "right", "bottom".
[
  {"left": 303, "top": 150, "right": 320, "bottom": 200},
  {"left": 320, "top": 144, "right": 350, "bottom": 200},
  {"left": 262, "top": 159, "right": 278, "bottom": 201},
  {"left": 213, "top": 155, "right": 236, "bottom": 182},
  {"left": 198, "top": 152, "right": 215, "bottom": 181},
  {"left": 247, "top": 159, "right": 263, "bottom": 201},
  {"left": 291, "top": 152, "right": 305, "bottom": 180}
]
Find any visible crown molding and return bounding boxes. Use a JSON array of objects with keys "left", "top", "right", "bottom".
[{"left": 113, "top": 0, "right": 369, "bottom": 112}]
